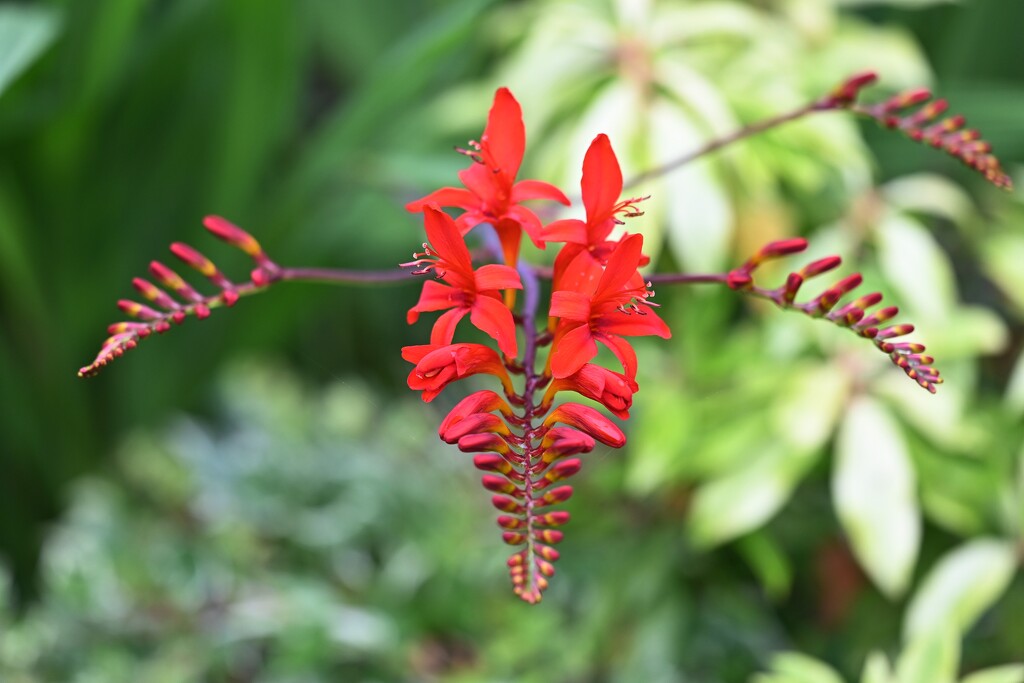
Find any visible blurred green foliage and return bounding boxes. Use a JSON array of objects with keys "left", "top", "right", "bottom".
[{"left": 1, "top": 0, "right": 1022, "bottom": 680}]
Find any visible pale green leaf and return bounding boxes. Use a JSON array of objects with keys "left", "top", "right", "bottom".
[
  {"left": 772, "top": 365, "right": 850, "bottom": 452},
  {"left": 904, "top": 538, "right": 1018, "bottom": 640},
  {"left": 881, "top": 174, "right": 975, "bottom": 225},
  {"left": 895, "top": 628, "right": 959, "bottom": 683},
  {"left": 960, "top": 665, "right": 1024, "bottom": 683},
  {"left": 651, "top": 99, "right": 734, "bottom": 272},
  {"left": 689, "top": 444, "right": 816, "bottom": 547},
  {"left": 981, "top": 233, "right": 1024, "bottom": 316},
  {"left": 758, "top": 652, "right": 847, "bottom": 683},
  {"left": 861, "top": 651, "right": 894, "bottom": 683},
  {"left": 875, "top": 211, "right": 957, "bottom": 320},
  {"left": 1005, "top": 348, "right": 1024, "bottom": 418},
  {"left": 833, "top": 397, "right": 920, "bottom": 598},
  {"left": 0, "top": 5, "right": 60, "bottom": 98}
]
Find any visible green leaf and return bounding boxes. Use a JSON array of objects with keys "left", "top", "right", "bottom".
[
  {"left": 1005, "top": 348, "right": 1024, "bottom": 418},
  {"left": 0, "top": 4, "right": 60, "bottom": 98},
  {"left": 861, "top": 651, "right": 894, "bottom": 683},
  {"left": 875, "top": 211, "right": 957, "bottom": 321},
  {"left": 833, "top": 397, "right": 920, "bottom": 598},
  {"left": 650, "top": 97, "right": 734, "bottom": 273},
  {"left": 755, "top": 652, "right": 846, "bottom": 683},
  {"left": 881, "top": 174, "right": 975, "bottom": 226},
  {"left": 960, "top": 665, "right": 1024, "bottom": 683},
  {"left": 689, "top": 443, "right": 812, "bottom": 547},
  {"left": 903, "top": 538, "right": 1018, "bottom": 640},
  {"left": 895, "top": 628, "right": 959, "bottom": 683},
  {"left": 736, "top": 531, "right": 793, "bottom": 600}
]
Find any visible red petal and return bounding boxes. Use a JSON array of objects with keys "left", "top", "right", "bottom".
[
  {"left": 556, "top": 249, "right": 603, "bottom": 298},
  {"left": 407, "top": 279, "right": 457, "bottom": 323},
  {"left": 430, "top": 307, "right": 469, "bottom": 346},
  {"left": 511, "top": 180, "right": 571, "bottom": 205},
  {"left": 406, "top": 187, "right": 477, "bottom": 213},
  {"left": 401, "top": 344, "right": 437, "bottom": 364},
  {"left": 471, "top": 295, "right": 519, "bottom": 357},
  {"left": 595, "top": 234, "right": 644, "bottom": 301},
  {"left": 549, "top": 290, "right": 591, "bottom": 321},
  {"left": 422, "top": 206, "right": 473, "bottom": 278},
  {"left": 550, "top": 324, "right": 598, "bottom": 378},
  {"left": 542, "top": 219, "right": 588, "bottom": 245},
  {"left": 484, "top": 88, "right": 525, "bottom": 181},
  {"left": 597, "top": 307, "right": 671, "bottom": 339},
  {"left": 475, "top": 264, "right": 522, "bottom": 292},
  {"left": 458, "top": 163, "right": 495, "bottom": 202},
  {"left": 581, "top": 134, "right": 622, "bottom": 223},
  {"left": 507, "top": 205, "right": 545, "bottom": 249},
  {"left": 595, "top": 333, "right": 638, "bottom": 379}
]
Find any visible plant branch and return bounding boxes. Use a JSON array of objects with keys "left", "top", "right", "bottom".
[
  {"left": 623, "top": 102, "right": 820, "bottom": 189},
  {"left": 279, "top": 266, "right": 412, "bottom": 285}
]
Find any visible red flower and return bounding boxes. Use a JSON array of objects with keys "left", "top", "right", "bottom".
[
  {"left": 405, "top": 207, "right": 522, "bottom": 356},
  {"left": 542, "top": 134, "right": 648, "bottom": 286},
  {"left": 541, "top": 403, "right": 626, "bottom": 449},
  {"left": 540, "top": 363, "right": 638, "bottom": 419},
  {"left": 548, "top": 234, "right": 671, "bottom": 379},
  {"left": 402, "top": 343, "right": 513, "bottom": 402},
  {"left": 406, "top": 88, "right": 570, "bottom": 267}
]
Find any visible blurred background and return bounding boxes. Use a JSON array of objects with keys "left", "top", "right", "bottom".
[{"left": 1, "top": 0, "right": 1022, "bottom": 680}]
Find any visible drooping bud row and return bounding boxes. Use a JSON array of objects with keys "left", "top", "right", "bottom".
[
  {"left": 854, "top": 89, "right": 1010, "bottom": 190},
  {"left": 727, "top": 241, "right": 942, "bottom": 393},
  {"left": 79, "top": 219, "right": 280, "bottom": 377}
]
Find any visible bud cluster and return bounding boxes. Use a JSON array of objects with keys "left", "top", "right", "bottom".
[
  {"left": 726, "top": 239, "right": 942, "bottom": 393},
  {"left": 821, "top": 71, "right": 1011, "bottom": 189},
  {"left": 78, "top": 217, "right": 281, "bottom": 377}
]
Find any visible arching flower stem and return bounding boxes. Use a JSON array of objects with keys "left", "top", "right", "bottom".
[{"left": 623, "top": 101, "right": 821, "bottom": 190}]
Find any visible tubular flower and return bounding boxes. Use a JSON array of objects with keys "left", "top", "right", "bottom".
[
  {"left": 540, "top": 363, "right": 638, "bottom": 419},
  {"left": 548, "top": 234, "right": 671, "bottom": 379},
  {"left": 406, "top": 87, "right": 570, "bottom": 267},
  {"left": 542, "top": 134, "right": 649, "bottom": 287},
  {"left": 404, "top": 206, "right": 522, "bottom": 356},
  {"left": 402, "top": 343, "right": 514, "bottom": 402}
]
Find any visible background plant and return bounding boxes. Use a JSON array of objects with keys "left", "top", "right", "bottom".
[{"left": 1, "top": 0, "right": 1022, "bottom": 681}]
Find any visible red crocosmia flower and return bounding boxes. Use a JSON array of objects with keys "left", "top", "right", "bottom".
[
  {"left": 540, "top": 363, "right": 638, "bottom": 419},
  {"left": 406, "top": 88, "right": 570, "bottom": 267},
  {"left": 402, "top": 343, "right": 514, "bottom": 403},
  {"left": 541, "top": 403, "right": 626, "bottom": 449},
  {"left": 404, "top": 206, "right": 522, "bottom": 357},
  {"left": 543, "top": 134, "right": 649, "bottom": 287},
  {"left": 548, "top": 234, "right": 671, "bottom": 379}
]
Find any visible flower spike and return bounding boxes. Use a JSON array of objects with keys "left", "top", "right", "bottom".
[
  {"left": 819, "top": 72, "right": 1012, "bottom": 190},
  {"left": 78, "top": 217, "right": 281, "bottom": 378},
  {"left": 726, "top": 239, "right": 942, "bottom": 393}
]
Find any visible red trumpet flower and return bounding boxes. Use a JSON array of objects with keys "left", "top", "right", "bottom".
[
  {"left": 549, "top": 234, "right": 670, "bottom": 379},
  {"left": 404, "top": 206, "right": 522, "bottom": 356},
  {"left": 406, "top": 88, "right": 570, "bottom": 267},
  {"left": 402, "top": 343, "right": 514, "bottom": 403},
  {"left": 543, "top": 134, "right": 649, "bottom": 286}
]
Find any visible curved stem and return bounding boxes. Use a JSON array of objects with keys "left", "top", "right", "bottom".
[
  {"left": 622, "top": 102, "right": 819, "bottom": 189},
  {"left": 647, "top": 272, "right": 730, "bottom": 285},
  {"left": 279, "top": 266, "right": 412, "bottom": 285}
]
